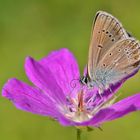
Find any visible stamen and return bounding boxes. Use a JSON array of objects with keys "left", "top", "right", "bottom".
[
  {"left": 86, "top": 94, "right": 97, "bottom": 105},
  {"left": 78, "top": 91, "right": 84, "bottom": 112},
  {"left": 63, "top": 86, "right": 119, "bottom": 123}
]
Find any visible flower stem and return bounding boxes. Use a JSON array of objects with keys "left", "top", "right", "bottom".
[{"left": 77, "top": 128, "right": 82, "bottom": 140}]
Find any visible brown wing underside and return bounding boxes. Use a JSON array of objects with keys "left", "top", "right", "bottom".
[
  {"left": 97, "top": 38, "right": 140, "bottom": 82},
  {"left": 88, "top": 11, "right": 128, "bottom": 79}
]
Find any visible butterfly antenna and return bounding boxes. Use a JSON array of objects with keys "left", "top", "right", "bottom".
[
  {"left": 70, "top": 78, "right": 80, "bottom": 89},
  {"left": 66, "top": 79, "right": 80, "bottom": 104}
]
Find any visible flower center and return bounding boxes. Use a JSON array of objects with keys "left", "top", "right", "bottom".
[
  {"left": 64, "top": 90, "right": 92, "bottom": 122},
  {"left": 60, "top": 89, "right": 116, "bottom": 123}
]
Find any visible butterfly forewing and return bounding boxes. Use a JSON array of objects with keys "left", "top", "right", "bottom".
[{"left": 88, "top": 11, "right": 128, "bottom": 79}]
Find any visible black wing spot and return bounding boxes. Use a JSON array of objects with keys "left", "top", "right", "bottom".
[
  {"left": 124, "top": 48, "right": 128, "bottom": 51},
  {"left": 112, "top": 39, "right": 115, "bottom": 42},
  {"left": 102, "top": 29, "right": 105, "bottom": 32},
  {"left": 106, "top": 31, "right": 109, "bottom": 34},
  {"left": 98, "top": 44, "right": 103, "bottom": 48}
]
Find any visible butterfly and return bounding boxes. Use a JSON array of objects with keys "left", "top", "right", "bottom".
[{"left": 80, "top": 11, "right": 140, "bottom": 93}]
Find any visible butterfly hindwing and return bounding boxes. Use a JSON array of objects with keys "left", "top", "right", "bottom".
[{"left": 96, "top": 38, "right": 140, "bottom": 85}]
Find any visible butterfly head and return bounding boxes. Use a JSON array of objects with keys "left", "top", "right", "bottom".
[
  {"left": 80, "top": 76, "right": 89, "bottom": 85},
  {"left": 80, "top": 75, "right": 97, "bottom": 88}
]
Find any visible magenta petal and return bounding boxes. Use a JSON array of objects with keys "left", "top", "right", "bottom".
[
  {"left": 2, "top": 78, "right": 60, "bottom": 118},
  {"left": 107, "top": 93, "right": 140, "bottom": 120},
  {"left": 25, "top": 56, "right": 66, "bottom": 104},
  {"left": 39, "top": 48, "right": 80, "bottom": 94},
  {"left": 88, "top": 93, "right": 140, "bottom": 126}
]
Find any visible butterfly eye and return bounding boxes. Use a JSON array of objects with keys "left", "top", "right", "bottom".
[
  {"left": 102, "top": 29, "right": 105, "bottom": 32},
  {"left": 109, "top": 34, "right": 112, "bottom": 37},
  {"left": 109, "top": 53, "right": 112, "bottom": 56},
  {"left": 98, "top": 31, "right": 101, "bottom": 33},
  {"left": 118, "top": 49, "right": 121, "bottom": 52}
]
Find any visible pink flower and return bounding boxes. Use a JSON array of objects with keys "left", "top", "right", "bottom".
[{"left": 2, "top": 49, "right": 140, "bottom": 127}]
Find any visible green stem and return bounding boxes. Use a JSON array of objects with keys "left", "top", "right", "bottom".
[{"left": 77, "top": 129, "right": 82, "bottom": 140}]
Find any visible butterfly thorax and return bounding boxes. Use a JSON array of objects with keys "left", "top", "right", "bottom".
[
  {"left": 80, "top": 68, "right": 121, "bottom": 91},
  {"left": 80, "top": 75, "right": 98, "bottom": 88}
]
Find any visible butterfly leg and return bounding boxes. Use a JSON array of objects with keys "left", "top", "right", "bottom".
[
  {"left": 106, "top": 84, "right": 118, "bottom": 99},
  {"left": 98, "top": 85, "right": 105, "bottom": 99},
  {"left": 108, "top": 86, "right": 113, "bottom": 94}
]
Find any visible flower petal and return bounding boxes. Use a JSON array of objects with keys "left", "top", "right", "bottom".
[
  {"left": 2, "top": 78, "right": 60, "bottom": 118},
  {"left": 107, "top": 93, "right": 140, "bottom": 120},
  {"left": 25, "top": 56, "right": 66, "bottom": 104},
  {"left": 88, "top": 93, "right": 140, "bottom": 126},
  {"left": 39, "top": 48, "right": 80, "bottom": 94}
]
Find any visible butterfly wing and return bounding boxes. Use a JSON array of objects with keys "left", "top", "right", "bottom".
[
  {"left": 96, "top": 38, "right": 140, "bottom": 87},
  {"left": 87, "top": 11, "right": 128, "bottom": 80}
]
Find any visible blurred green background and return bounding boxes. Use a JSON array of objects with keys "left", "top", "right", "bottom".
[{"left": 0, "top": 0, "right": 140, "bottom": 140}]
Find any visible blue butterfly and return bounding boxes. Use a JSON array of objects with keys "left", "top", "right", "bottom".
[{"left": 81, "top": 11, "right": 140, "bottom": 93}]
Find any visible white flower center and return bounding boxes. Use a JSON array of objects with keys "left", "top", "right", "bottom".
[{"left": 59, "top": 90, "right": 116, "bottom": 123}]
